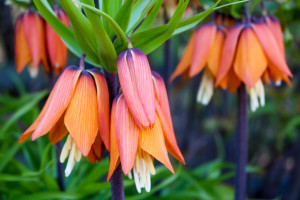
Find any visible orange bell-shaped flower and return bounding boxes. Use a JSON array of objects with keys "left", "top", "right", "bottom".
[
  {"left": 46, "top": 8, "right": 70, "bottom": 75},
  {"left": 15, "top": 11, "right": 49, "bottom": 77},
  {"left": 19, "top": 57, "right": 110, "bottom": 176}
]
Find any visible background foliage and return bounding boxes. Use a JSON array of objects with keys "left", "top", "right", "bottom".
[{"left": 1, "top": 0, "right": 300, "bottom": 199}]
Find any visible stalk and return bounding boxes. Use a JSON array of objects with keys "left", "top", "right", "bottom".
[
  {"left": 105, "top": 71, "right": 124, "bottom": 200},
  {"left": 235, "top": 84, "right": 249, "bottom": 200}
]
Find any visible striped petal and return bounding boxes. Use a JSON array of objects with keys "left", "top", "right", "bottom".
[
  {"left": 117, "top": 48, "right": 155, "bottom": 129},
  {"left": 107, "top": 98, "right": 120, "bottom": 181},
  {"left": 252, "top": 23, "right": 292, "bottom": 77},
  {"left": 266, "top": 16, "right": 285, "bottom": 56},
  {"left": 115, "top": 95, "right": 139, "bottom": 175},
  {"left": 189, "top": 24, "right": 216, "bottom": 77},
  {"left": 234, "top": 27, "right": 267, "bottom": 87},
  {"left": 64, "top": 71, "right": 99, "bottom": 156},
  {"left": 48, "top": 113, "right": 68, "bottom": 144},
  {"left": 88, "top": 133, "right": 105, "bottom": 164},
  {"left": 216, "top": 24, "right": 243, "bottom": 86},
  {"left": 88, "top": 69, "right": 110, "bottom": 150},
  {"left": 152, "top": 72, "right": 185, "bottom": 164},
  {"left": 31, "top": 66, "right": 81, "bottom": 140},
  {"left": 15, "top": 15, "right": 31, "bottom": 74},
  {"left": 207, "top": 28, "right": 225, "bottom": 77},
  {"left": 139, "top": 116, "right": 174, "bottom": 174},
  {"left": 169, "top": 33, "right": 195, "bottom": 82}
]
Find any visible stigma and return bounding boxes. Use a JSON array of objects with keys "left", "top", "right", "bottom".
[
  {"left": 128, "top": 149, "right": 156, "bottom": 193},
  {"left": 247, "top": 79, "right": 265, "bottom": 112},
  {"left": 197, "top": 69, "right": 214, "bottom": 105},
  {"left": 60, "top": 135, "right": 82, "bottom": 177}
]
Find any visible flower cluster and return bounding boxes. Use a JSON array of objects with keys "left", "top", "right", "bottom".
[
  {"left": 15, "top": 9, "right": 69, "bottom": 77},
  {"left": 170, "top": 12, "right": 292, "bottom": 111}
]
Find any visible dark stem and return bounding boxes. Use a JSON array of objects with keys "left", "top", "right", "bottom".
[
  {"left": 49, "top": 69, "right": 65, "bottom": 191},
  {"left": 104, "top": 71, "right": 124, "bottom": 200},
  {"left": 261, "top": 1, "right": 267, "bottom": 16},
  {"left": 163, "top": 8, "right": 171, "bottom": 94},
  {"left": 79, "top": 54, "right": 86, "bottom": 70},
  {"left": 243, "top": 5, "right": 251, "bottom": 24},
  {"left": 235, "top": 84, "right": 249, "bottom": 200}
]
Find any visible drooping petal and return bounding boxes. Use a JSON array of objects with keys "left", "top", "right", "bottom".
[
  {"left": 107, "top": 98, "right": 120, "bottom": 181},
  {"left": 189, "top": 24, "right": 216, "bottom": 77},
  {"left": 139, "top": 117, "right": 174, "bottom": 174},
  {"left": 169, "top": 33, "right": 195, "bottom": 82},
  {"left": 88, "top": 69, "right": 110, "bottom": 150},
  {"left": 64, "top": 71, "right": 99, "bottom": 156},
  {"left": 216, "top": 24, "right": 243, "bottom": 86},
  {"left": 15, "top": 15, "right": 31, "bottom": 74},
  {"left": 234, "top": 27, "right": 268, "bottom": 87},
  {"left": 207, "top": 28, "right": 225, "bottom": 77},
  {"left": 227, "top": 68, "right": 241, "bottom": 94},
  {"left": 252, "top": 23, "right": 292, "bottom": 77},
  {"left": 266, "top": 16, "right": 285, "bottom": 56},
  {"left": 262, "top": 70, "right": 271, "bottom": 85},
  {"left": 31, "top": 66, "right": 81, "bottom": 140},
  {"left": 88, "top": 133, "right": 105, "bottom": 164},
  {"left": 115, "top": 95, "right": 139, "bottom": 175},
  {"left": 152, "top": 72, "right": 185, "bottom": 164},
  {"left": 268, "top": 64, "right": 291, "bottom": 86},
  {"left": 117, "top": 48, "right": 155, "bottom": 129},
  {"left": 49, "top": 113, "right": 68, "bottom": 144}
]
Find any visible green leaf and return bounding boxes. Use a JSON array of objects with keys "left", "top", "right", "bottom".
[
  {"left": 59, "top": 0, "right": 100, "bottom": 65},
  {"left": 131, "top": 0, "right": 189, "bottom": 54},
  {"left": 79, "top": 0, "right": 118, "bottom": 72},
  {"left": 0, "top": 143, "right": 22, "bottom": 172},
  {"left": 114, "top": 0, "right": 134, "bottom": 33},
  {"left": 33, "top": 0, "right": 99, "bottom": 66},
  {"left": 0, "top": 90, "right": 48, "bottom": 138}
]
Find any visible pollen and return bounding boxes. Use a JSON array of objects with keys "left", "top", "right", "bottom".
[
  {"left": 129, "top": 149, "right": 156, "bottom": 193},
  {"left": 60, "top": 135, "right": 82, "bottom": 177},
  {"left": 197, "top": 69, "right": 214, "bottom": 105}
]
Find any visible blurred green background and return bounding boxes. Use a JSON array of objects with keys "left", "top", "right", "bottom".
[{"left": 1, "top": 0, "right": 300, "bottom": 199}]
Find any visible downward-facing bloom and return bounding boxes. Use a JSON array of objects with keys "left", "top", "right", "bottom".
[
  {"left": 108, "top": 70, "right": 184, "bottom": 193},
  {"left": 19, "top": 59, "right": 110, "bottom": 176},
  {"left": 117, "top": 48, "right": 156, "bottom": 129},
  {"left": 169, "top": 23, "right": 226, "bottom": 105},
  {"left": 216, "top": 19, "right": 292, "bottom": 111},
  {"left": 46, "top": 8, "right": 69, "bottom": 75},
  {"left": 15, "top": 11, "right": 49, "bottom": 77}
]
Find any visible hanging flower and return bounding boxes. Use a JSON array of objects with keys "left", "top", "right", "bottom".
[
  {"left": 19, "top": 56, "right": 110, "bottom": 176},
  {"left": 46, "top": 8, "right": 70, "bottom": 75},
  {"left": 169, "top": 22, "right": 226, "bottom": 105},
  {"left": 14, "top": 11, "right": 49, "bottom": 78}
]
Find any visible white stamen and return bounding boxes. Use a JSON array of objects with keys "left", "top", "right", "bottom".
[
  {"left": 129, "top": 150, "right": 155, "bottom": 193},
  {"left": 275, "top": 80, "right": 282, "bottom": 86},
  {"left": 247, "top": 79, "right": 265, "bottom": 112},
  {"left": 60, "top": 135, "right": 82, "bottom": 177},
  {"left": 128, "top": 171, "right": 133, "bottom": 180},
  {"left": 28, "top": 66, "right": 39, "bottom": 78},
  {"left": 197, "top": 69, "right": 214, "bottom": 105}
]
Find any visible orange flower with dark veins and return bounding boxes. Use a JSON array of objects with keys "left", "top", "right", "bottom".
[
  {"left": 15, "top": 12, "right": 49, "bottom": 77},
  {"left": 19, "top": 59, "right": 110, "bottom": 176},
  {"left": 108, "top": 70, "right": 184, "bottom": 193},
  {"left": 46, "top": 8, "right": 70, "bottom": 75}
]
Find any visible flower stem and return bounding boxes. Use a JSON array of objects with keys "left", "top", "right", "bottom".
[
  {"left": 243, "top": 5, "right": 251, "bottom": 24},
  {"left": 79, "top": 54, "right": 86, "bottom": 70},
  {"left": 235, "top": 84, "right": 249, "bottom": 200},
  {"left": 104, "top": 71, "right": 124, "bottom": 200}
]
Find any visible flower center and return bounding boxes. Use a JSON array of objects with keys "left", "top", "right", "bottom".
[
  {"left": 197, "top": 69, "right": 214, "bottom": 105},
  {"left": 128, "top": 149, "right": 156, "bottom": 193},
  {"left": 60, "top": 135, "right": 82, "bottom": 177},
  {"left": 247, "top": 79, "right": 265, "bottom": 112}
]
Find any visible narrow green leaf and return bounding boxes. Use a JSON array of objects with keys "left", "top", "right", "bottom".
[
  {"left": 114, "top": 0, "right": 134, "bottom": 33},
  {"left": 0, "top": 143, "right": 21, "bottom": 172}
]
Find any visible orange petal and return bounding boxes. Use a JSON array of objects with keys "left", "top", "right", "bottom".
[
  {"left": 88, "top": 70, "right": 110, "bottom": 151},
  {"left": 64, "top": 71, "right": 99, "bottom": 156},
  {"left": 152, "top": 72, "right": 185, "bottom": 164},
  {"left": 88, "top": 148, "right": 98, "bottom": 164},
  {"left": 268, "top": 64, "right": 292, "bottom": 86},
  {"left": 117, "top": 48, "right": 155, "bottom": 129},
  {"left": 207, "top": 28, "right": 225, "bottom": 77},
  {"left": 234, "top": 27, "right": 267, "bottom": 87},
  {"left": 88, "top": 133, "right": 105, "bottom": 164},
  {"left": 216, "top": 24, "right": 243, "bottom": 86},
  {"left": 262, "top": 70, "right": 271, "bottom": 85},
  {"left": 107, "top": 98, "right": 120, "bottom": 181},
  {"left": 31, "top": 66, "right": 81, "bottom": 140},
  {"left": 252, "top": 23, "right": 292, "bottom": 77},
  {"left": 115, "top": 95, "right": 139, "bottom": 175},
  {"left": 48, "top": 113, "right": 68, "bottom": 144},
  {"left": 266, "top": 16, "right": 285, "bottom": 56},
  {"left": 189, "top": 24, "right": 216, "bottom": 77},
  {"left": 139, "top": 117, "right": 174, "bottom": 174},
  {"left": 15, "top": 15, "right": 31, "bottom": 74},
  {"left": 227, "top": 68, "right": 241, "bottom": 94},
  {"left": 169, "top": 33, "right": 195, "bottom": 82}
]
